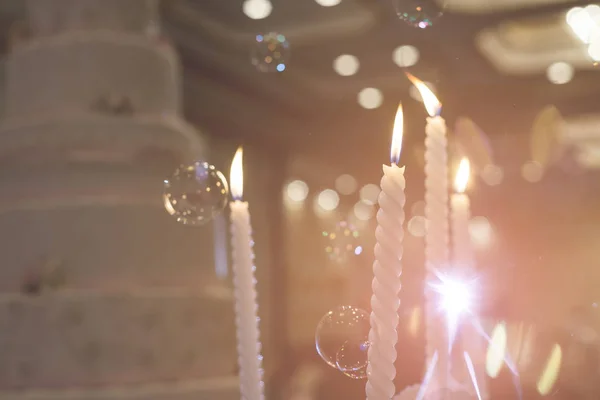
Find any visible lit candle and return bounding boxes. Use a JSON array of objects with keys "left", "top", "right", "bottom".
[
  {"left": 451, "top": 158, "right": 473, "bottom": 270},
  {"left": 366, "top": 103, "right": 406, "bottom": 400},
  {"left": 229, "top": 147, "right": 265, "bottom": 400},
  {"left": 407, "top": 72, "right": 450, "bottom": 392},
  {"left": 451, "top": 158, "right": 490, "bottom": 400}
]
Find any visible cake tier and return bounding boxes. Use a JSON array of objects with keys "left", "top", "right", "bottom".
[
  {"left": 4, "top": 33, "right": 180, "bottom": 117},
  {"left": 26, "top": 0, "right": 159, "bottom": 38},
  {"left": 0, "top": 113, "right": 204, "bottom": 170},
  {"left": 0, "top": 289, "right": 236, "bottom": 390},
  {"left": 0, "top": 202, "right": 226, "bottom": 292},
  {"left": 0, "top": 376, "right": 238, "bottom": 400}
]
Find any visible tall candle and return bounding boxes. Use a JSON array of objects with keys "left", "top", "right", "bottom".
[
  {"left": 407, "top": 73, "right": 450, "bottom": 393},
  {"left": 451, "top": 158, "right": 473, "bottom": 271},
  {"left": 366, "top": 104, "right": 406, "bottom": 400},
  {"left": 229, "top": 147, "right": 265, "bottom": 400},
  {"left": 451, "top": 158, "right": 489, "bottom": 399}
]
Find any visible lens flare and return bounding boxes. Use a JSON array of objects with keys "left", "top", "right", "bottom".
[{"left": 428, "top": 270, "right": 476, "bottom": 354}]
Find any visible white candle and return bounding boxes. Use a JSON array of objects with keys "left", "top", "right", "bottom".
[
  {"left": 451, "top": 158, "right": 473, "bottom": 271},
  {"left": 229, "top": 147, "right": 265, "bottom": 400},
  {"left": 451, "top": 158, "right": 489, "bottom": 400},
  {"left": 407, "top": 73, "right": 450, "bottom": 393},
  {"left": 367, "top": 104, "right": 406, "bottom": 400}
]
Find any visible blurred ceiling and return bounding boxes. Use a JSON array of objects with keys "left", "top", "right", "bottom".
[
  {"left": 0, "top": 0, "right": 599, "bottom": 168},
  {"left": 157, "top": 0, "right": 600, "bottom": 165}
]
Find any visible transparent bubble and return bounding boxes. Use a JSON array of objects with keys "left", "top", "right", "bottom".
[
  {"left": 322, "top": 221, "right": 362, "bottom": 263},
  {"left": 336, "top": 339, "right": 369, "bottom": 379},
  {"left": 251, "top": 32, "right": 290, "bottom": 73},
  {"left": 394, "top": 0, "right": 445, "bottom": 29},
  {"left": 163, "top": 162, "right": 229, "bottom": 226},
  {"left": 315, "top": 306, "right": 370, "bottom": 371}
]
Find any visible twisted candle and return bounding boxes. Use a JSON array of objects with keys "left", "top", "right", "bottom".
[
  {"left": 367, "top": 104, "right": 406, "bottom": 400},
  {"left": 424, "top": 115, "right": 450, "bottom": 392},
  {"left": 451, "top": 158, "right": 489, "bottom": 399},
  {"left": 230, "top": 147, "right": 265, "bottom": 400},
  {"left": 406, "top": 72, "right": 451, "bottom": 394},
  {"left": 366, "top": 104, "right": 406, "bottom": 400},
  {"left": 367, "top": 165, "right": 406, "bottom": 399}
]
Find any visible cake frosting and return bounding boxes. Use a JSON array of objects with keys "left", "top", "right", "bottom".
[{"left": 0, "top": 1, "right": 236, "bottom": 398}]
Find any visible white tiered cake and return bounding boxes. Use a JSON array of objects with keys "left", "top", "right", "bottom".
[{"left": 0, "top": 1, "right": 238, "bottom": 398}]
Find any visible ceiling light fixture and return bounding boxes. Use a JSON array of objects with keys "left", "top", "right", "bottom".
[{"left": 242, "top": 0, "right": 273, "bottom": 20}]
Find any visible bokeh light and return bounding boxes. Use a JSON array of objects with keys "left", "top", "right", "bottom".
[
  {"left": 242, "top": 0, "right": 272, "bottom": 20},
  {"left": 315, "top": 0, "right": 341, "bottom": 6},
  {"left": 335, "top": 174, "right": 358, "bottom": 195},
  {"left": 486, "top": 322, "right": 507, "bottom": 378},
  {"left": 537, "top": 344, "right": 562, "bottom": 396},
  {"left": 408, "top": 216, "right": 428, "bottom": 237},
  {"left": 393, "top": 45, "right": 420, "bottom": 67},
  {"left": 286, "top": 180, "right": 309, "bottom": 202},
  {"left": 566, "top": 5, "right": 600, "bottom": 44},
  {"left": 359, "top": 183, "right": 380, "bottom": 205},
  {"left": 407, "top": 306, "right": 422, "bottom": 337},
  {"left": 546, "top": 62, "right": 574, "bottom": 84},
  {"left": 481, "top": 164, "right": 504, "bottom": 186},
  {"left": 333, "top": 54, "right": 360, "bottom": 76},
  {"left": 353, "top": 201, "right": 375, "bottom": 221},
  {"left": 521, "top": 161, "right": 544, "bottom": 183},
  {"left": 589, "top": 40, "right": 600, "bottom": 61},
  {"left": 163, "top": 162, "right": 229, "bottom": 226},
  {"left": 357, "top": 88, "right": 383, "bottom": 109},
  {"left": 394, "top": 0, "right": 445, "bottom": 29},
  {"left": 322, "top": 220, "right": 362, "bottom": 263},
  {"left": 251, "top": 32, "right": 290, "bottom": 73},
  {"left": 468, "top": 216, "right": 493, "bottom": 249},
  {"left": 315, "top": 305, "right": 369, "bottom": 379},
  {"left": 317, "top": 189, "right": 340, "bottom": 211}
]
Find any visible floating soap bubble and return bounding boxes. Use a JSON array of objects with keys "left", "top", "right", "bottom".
[
  {"left": 336, "top": 339, "right": 369, "bottom": 379},
  {"left": 251, "top": 32, "right": 290, "bottom": 73},
  {"left": 394, "top": 0, "right": 445, "bottom": 29},
  {"left": 322, "top": 221, "right": 362, "bottom": 263},
  {"left": 163, "top": 161, "right": 229, "bottom": 226},
  {"left": 315, "top": 306, "right": 370, "bottom": 373}
]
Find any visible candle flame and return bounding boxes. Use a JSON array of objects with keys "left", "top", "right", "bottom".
[
  {"left": 230, "top": 146, "right": 244, "bottom": 200},
  {"left": 406, "top": 72, "right": 442, "bottom": 117},
  {"left": 454, "top": 158, "right": 470, "bottom": 193},
  {"left": 391, "top": 103, "right": 404, "bottom": 164}
]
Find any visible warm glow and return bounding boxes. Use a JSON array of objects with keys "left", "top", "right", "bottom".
[
  {"left": 242, "top": 0, "right": 272, "bottom": 19},
  {"left": 454, "top": 158, "right": 470, "bottom": 193},
  {"left": 230, "top": 147, "right": 244, "bottom": 200},
  {"left": 405, "top": 72, "right": 442, "bottom": 117},
  {"left": 537, "top": 344, "right": 562, "bottom": 396},
  {"left": 438, "top": 278, "right": 471, "bottom": 315},
  {"left": 407, "top": 307, "right": 421, "bottom": 337},
  {"left": 316, "top": 189, "right": 339, "bottom": 211},
  {"left": 486, "top": 322, "right": 507, "bottom": 378},
  {"left": 286, "top": 180, "right": 309, "bottom": 202},
  {"left": 391, "top": 103, "right": 404, "bottom": 164}
]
